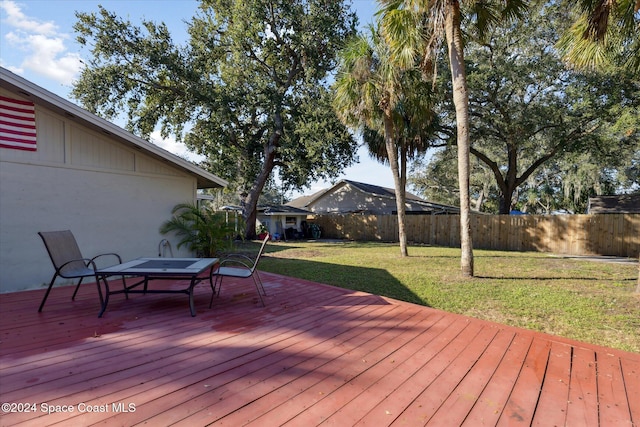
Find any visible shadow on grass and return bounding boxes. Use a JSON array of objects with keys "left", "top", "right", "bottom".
[
  {"left": 411, "top": 254, "right": 638, "bottom": 281},
  {"left": 259, "top": 256, "right": 427, "bottom": 307},
  {"left": 473, "top": 275, "right": 637, "bottom": 281}
]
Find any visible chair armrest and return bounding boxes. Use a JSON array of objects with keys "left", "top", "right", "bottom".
[
  {"left": 218, "top": 257, "right": 252, "bottom": 269},
  {"left": 221, "top": 254, "right": 254, "bottom": 263},
  {"left": 90, "top": 253, "right": 122, "bottom": 268},
  {"left": 57, "top": 258, "right": 98, "bottom": 277}
]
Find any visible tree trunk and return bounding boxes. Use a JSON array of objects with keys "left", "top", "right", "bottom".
[
  {"left": 242, "top": 150, "right": 276, "bottom": 239},
  {"left": 242, "top": 120, "right": 282, "bottom": 239},
  {"left": 499, "top": 191, "right": 513, "bottom": 214},
  {"left": 383, "top": 112, "right": 408, "bottom": 257},
  {"left": 445, "top": 2, "right": 474, "bottom": 276}
]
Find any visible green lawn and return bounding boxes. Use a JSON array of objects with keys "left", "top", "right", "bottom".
[{"left": 238, "top": 240, "right": 639, "bottom": 353}]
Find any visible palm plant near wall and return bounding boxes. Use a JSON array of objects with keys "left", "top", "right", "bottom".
[{"left": 160, "top": 203, "right": 239, "bottom": 257}]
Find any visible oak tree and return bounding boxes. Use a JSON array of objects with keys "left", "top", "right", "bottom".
[{"left": 72, "top": 0, "right": 359, "bottom": 238}]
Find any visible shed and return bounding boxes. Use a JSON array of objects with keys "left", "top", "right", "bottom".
[
  {"left": 0, "top": 67, "right": 227, "bottom": 292},
  {"left": 257, "top": 205, "right": 314, "bottom": 240}
]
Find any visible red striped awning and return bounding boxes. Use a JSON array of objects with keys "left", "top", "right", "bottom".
[{"left": 0, "top": 95, "right": 37, "bottom": 151}]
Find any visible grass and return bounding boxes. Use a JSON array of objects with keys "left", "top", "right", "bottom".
[{"left": 235, "top": 240, "right": 639, "bottom": 353}]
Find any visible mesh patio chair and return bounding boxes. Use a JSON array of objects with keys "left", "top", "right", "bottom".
[
  {"left": 209, "top": 234, "right": 269, "bottom": 307},
  {"left": 37, "top": 230, "right": 124, "bottom": 312}
]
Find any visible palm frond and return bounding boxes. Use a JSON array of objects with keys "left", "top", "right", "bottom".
[
  {"left": 380, "top": 8, "right": 424, "bottom": 69},
  {"left": 160, "top": 203, "right": 237, "bottom": 257}
]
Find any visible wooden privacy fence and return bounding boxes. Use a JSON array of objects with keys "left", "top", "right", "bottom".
[{"left": 313, "top": 213, "right": 640, "bottom": 258}]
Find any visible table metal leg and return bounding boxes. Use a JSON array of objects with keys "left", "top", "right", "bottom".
[
  {"left": 98, "top": 275, "right": 110, "bottom": 318},
  {"left": 188, "top": 276, "right": 197, "bottom": 317}
]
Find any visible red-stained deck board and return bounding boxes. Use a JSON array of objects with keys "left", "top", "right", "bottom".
[
  {"left": 239, "top": 305, "right": 428, "bottom": 427},
  {"left": 128, "top": 302, "right": 414, "bottom": 426},
  {"left": 353, "top": 318, "right": 485, "bottom": 426},
  {"left": 313, "top": 312, "right": 452, "bottom": 426},
  {"left": 266, "top": 306, "right": 435, "bottom": 426},
  {"left": 461, "top": 333, "right": 535, "bottom": 426},
  {"left": 172, "top": 310, "right": 422, "bottom": 425},
  {"left": 622, "top": 357, "right": 640, "bottom": 425},
  {"left": 597, "top": 351, "right": 635, "bottom": 426},
  {"left": 531, "top": 341, "right": 572, "bottom": 426},
  {"left": 167, "top": 304, "right": 424, "bottom": 426},
  {"left": 36, "top": 302, "right": 364, "bottom": 422},
  {"left": 0, "top": 271, "right": 638, "bottom": 427},
  {"left": 3, "top": 288, "right": 350, "bottom": 401},
  {"left": 252, "top": 314, "right": 452, "bottom": 425},
  {"left": 498, "top": 337, "right": 552, "bottom": 425},
  {"left": 423, "top": 328, "right": 517, "bottom": 426},
  {"left": 565, "top": 346, "right": 599, "bottom": 426},
  {"left": 13, "top": 291, "right": 376, "bottom": 426},
  {"left": 388, "top": 325, "right": 499, "bottom": 425}
]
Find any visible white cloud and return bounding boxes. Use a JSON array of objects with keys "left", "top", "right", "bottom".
[
  {"left": 0, "top": 59, "right": 23, "bottom": 74},
  {"left": 18, "top": 33, "right": 82, "bottom": 84},
  {"left": 0, "top": 0, "right": 81, "bottom": 85},
  {"left": 150, "top": 130, "right": 205, "bottom": 163},
  {"left": 0, "top": 0, "right": 58, "bottom": 35}
]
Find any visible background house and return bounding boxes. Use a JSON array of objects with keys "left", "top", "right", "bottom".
[
  {"left": 0, "top": 68, "right": 227, "bottom": 292},
  {"left": 287, "top": 180, "right": 460, "bottom": 215},
  {"left": 587, "top": 194, "right": 640, "bottom": 214}
]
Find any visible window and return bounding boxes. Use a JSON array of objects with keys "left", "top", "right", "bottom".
[{"left": 285, "top": 216, "right": 297, "bottom": 227}]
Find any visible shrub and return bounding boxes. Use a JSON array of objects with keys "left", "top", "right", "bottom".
[{"left": 159, "top": 203, "right": 240, "bottom": 257}]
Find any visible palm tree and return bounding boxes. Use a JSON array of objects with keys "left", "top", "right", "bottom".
[
  {"left": 557, "top": 0, "right": 639, "bottom": 72},
  {"left": 561, "top": 0, "right": 639, "bottom": 291},
  {"left": 333, "top": 25, "right": 436, "bottom": 256},
  {"left": 379, "top": 0, "right": 528, "bottom": 276}
]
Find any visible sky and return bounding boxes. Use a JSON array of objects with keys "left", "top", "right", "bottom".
[{"left": 0, "top": 0, "right": 394, "bottom": 199}]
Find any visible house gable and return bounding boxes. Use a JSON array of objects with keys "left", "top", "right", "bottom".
[
  {"left": 0, "top": 68, "right": 228, "bottom": 293},
  {"left": 1, "top": 67, "right": 226, "bottom": 188},
  {"left": 288, "top": 179, "right": 460, "bottom": 215}
]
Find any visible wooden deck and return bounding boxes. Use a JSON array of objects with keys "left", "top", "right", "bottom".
[{"left": 0, "top": 272, "right": 638, "bottom": 426}]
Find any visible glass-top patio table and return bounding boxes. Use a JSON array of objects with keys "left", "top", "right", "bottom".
[{"left": 97, "top": 257, "right": 219, "bottom": 317}]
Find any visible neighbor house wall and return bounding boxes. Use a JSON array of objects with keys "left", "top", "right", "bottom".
[
  {"left": 309, "top": 182, "right": 395, "bottom": 214},
  {"left": 0, "top": 90, "right": 197, "bottom": 292},
  {"left": 307, "top": 182, "right": 438, "bottom": 215}
]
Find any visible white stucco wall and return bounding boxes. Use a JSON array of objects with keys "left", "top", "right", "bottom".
[{"left": 0, "top": 91, "right": 198, "bottom": 293}]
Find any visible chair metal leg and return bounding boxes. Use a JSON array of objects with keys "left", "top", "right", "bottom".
[
  {"left": 38, "top": 273, "right": 58, "bottom": 312},
  {"left": 252, "top": 274, "right": 265, "bottom": 307},
  {"left": 209, "top": 275, "right": 222, "bottom": 308},
  {"left": 121, "top": 275, "right": 128, "bottom": 299},
  {"left": 71, "top": 277, "right": 84, "bottom": 300},
  {"left": 208, "top": 270, "right": 216, "bottom": 294},
  {"left": 255, "top": 271, "right": 267, "bottom": 296},
  {"left": 98, "top": 278, "right": 110, "bottom": 318},
  {"left": 94, "top": 275, "right": 105, "bottom": 307}
]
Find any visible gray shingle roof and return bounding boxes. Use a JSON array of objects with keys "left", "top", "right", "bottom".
[{"left": 587, "top": 194, "right": 640, "bottom": 213}]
